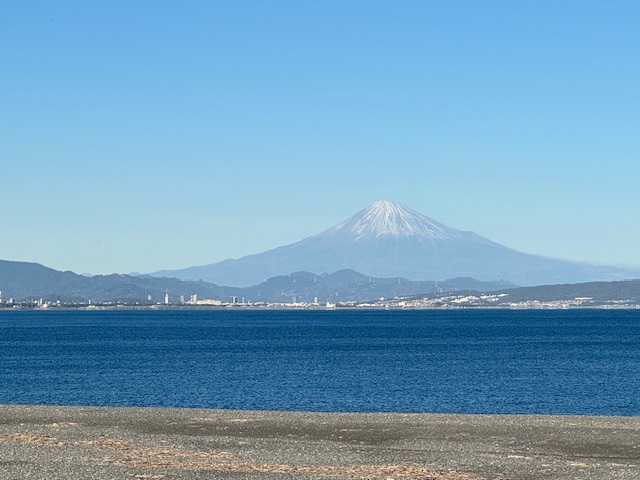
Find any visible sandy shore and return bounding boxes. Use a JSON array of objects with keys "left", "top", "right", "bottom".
[{"left": 0, "top": 405, "right": 638, "bottom": 480}]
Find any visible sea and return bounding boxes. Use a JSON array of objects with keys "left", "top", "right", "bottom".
[{"left": 0, "top": 309, "right": 638, "bottom": 415}]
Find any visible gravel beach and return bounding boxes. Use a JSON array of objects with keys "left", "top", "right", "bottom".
[{"left": 0, "top": 405, "right": 638, "bottom": 480}]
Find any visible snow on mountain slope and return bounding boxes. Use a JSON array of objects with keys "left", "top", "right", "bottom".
[
  {"left": 324, "top": 200, "right": 460, "bottom": 241},
  {"left": 298, "top": 200, "right": 497, "bottom": 250}
]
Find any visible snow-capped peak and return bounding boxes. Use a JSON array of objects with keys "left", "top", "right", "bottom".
[{"left": 324, "top": 200, "right": 462, "bottom": 241}]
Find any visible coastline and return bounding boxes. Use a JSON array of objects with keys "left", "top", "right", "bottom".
[
  {"left": 3, "top": 304, "right": 640, "bottom": 310},
  {"left": 0, "top": 405, "right": 638, "bottom": 480}
]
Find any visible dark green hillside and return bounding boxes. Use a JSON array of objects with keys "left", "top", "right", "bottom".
[{"left": 0, "top": 260, "right": 232, "bottom": 303}]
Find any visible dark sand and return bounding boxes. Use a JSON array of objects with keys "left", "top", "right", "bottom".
[{"left": 0, "top": 405, "right": 638, "bottom": 479}]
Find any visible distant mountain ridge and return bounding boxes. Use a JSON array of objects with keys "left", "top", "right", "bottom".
[
  {"left": 3, "top": 259, "right": 640, "bottom": 307},
  {"left": 236, "top": 270, "right": 516, "bottom": 304},
  {"left": 0, "top": 260, "right": 513, "bottom": 304},
  {"left": 152, "top": 200, "right": 639, "bottom": 286}
]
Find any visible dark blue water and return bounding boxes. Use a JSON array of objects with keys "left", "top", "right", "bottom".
[{"left": 0, "top": 309, "right": 638, "bottom": 415}]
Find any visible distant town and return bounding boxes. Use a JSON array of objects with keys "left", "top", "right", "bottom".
[{"left": 2, "top": 289, "right": 639, "bottom": 310}]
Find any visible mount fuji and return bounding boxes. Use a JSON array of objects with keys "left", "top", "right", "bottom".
[{"left": 153, "top": 200, "right": 638, "bottom": 287}]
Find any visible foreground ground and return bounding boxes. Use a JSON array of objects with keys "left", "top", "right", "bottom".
[{"left": 0, "top": 405, "right": 638, "bottom": 480}]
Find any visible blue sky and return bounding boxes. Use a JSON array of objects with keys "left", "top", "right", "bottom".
[{"left": 1, "top": 1, "right": 639, "bottom": 274}]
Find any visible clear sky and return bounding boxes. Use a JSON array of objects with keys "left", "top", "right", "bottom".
[{"left": 1, "top": 1, "right": 639, "bottom": 274}]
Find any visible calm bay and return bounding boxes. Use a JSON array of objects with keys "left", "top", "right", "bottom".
[{"left": 1, "top": 309, "right": 638, "bottom": 415}]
